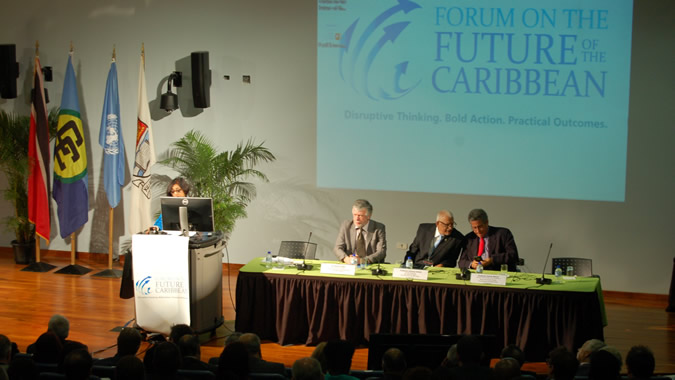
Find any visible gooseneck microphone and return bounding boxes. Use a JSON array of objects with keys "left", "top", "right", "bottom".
[
  {"left": 535, "top": 243, "right": 554, "bottom": 285},
  {"left": 296, "top": 232, "right": 314, "bottom": 271}
]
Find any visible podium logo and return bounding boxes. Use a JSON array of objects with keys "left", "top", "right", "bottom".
[{"left": 135, "top": 276, "right": 152, "bottom": 295}]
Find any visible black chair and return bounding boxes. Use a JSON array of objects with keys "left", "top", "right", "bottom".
[
  {"left": 92, "top": 365, "right": 116, "bottom": 380},
  {"left": 551, "top": 257, "right": 592, "bottom": 276},
  {"left": 177, "top": 369, "right": 217, "bottom": 380},
  {"left": 351, "top": 369, "right": 384, "bottom": 380},
  {"left": 278, "top": 241, "right": 317, "bottom": 260}
]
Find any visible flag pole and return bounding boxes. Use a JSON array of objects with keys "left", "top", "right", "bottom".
[{"left": 55, "top": 232, "right": 91, "bottom": 275}]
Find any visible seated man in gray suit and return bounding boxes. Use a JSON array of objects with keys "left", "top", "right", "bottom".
[
  {"left": 334, "top": 199, "right": 386, "bottom": 264},
  {"left": 405, "top": 210, "right": 465, "bottom": 267}
]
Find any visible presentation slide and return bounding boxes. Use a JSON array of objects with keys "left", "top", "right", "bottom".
[{"left": 317, "top": 0, "right": 633, "bottom": 201}]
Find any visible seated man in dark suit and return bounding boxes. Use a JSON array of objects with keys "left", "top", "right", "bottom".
[
  {"left": 239, "top": 333, "right": 286, "bottom": 376},
  {"left": 334, "top": 199, "right": 386, "bottom": 264},
  {"left": 405, "top": 210, "right": 465, "bottom": 268},
  {"left": 177, "top": 334, "right": 211, "bottom": 371},
  {"left": 458, "top": 209, "right": 519, "bottom": 271},
  {"left": 96, "top": 327, "right": 142, "bottom": 366}
]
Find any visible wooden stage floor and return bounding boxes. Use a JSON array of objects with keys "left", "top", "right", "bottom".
[{"left": 0, "top": 249, "right": 673, "bottom": 375}]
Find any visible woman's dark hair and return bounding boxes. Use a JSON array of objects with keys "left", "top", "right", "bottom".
[{"left": 166, "top": 177, "right": 191, "bottom": 196}]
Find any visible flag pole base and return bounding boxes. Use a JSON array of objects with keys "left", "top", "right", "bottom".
[
  {"left": 92, "top": 269, "right": 123, "bottom": 278},
  {"left": 21, "top": 262, "right": 57, "bottom": 272},
  {"left": 55, "top": 264, "right": 92, "bottom": 275}
]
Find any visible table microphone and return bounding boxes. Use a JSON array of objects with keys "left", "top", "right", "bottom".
[
  {"left": 535, "top": 243, "right": 553, "bottom": 285},
  {"left": 371, "top": 262, "right": 387, "bottom": 276},
  {"left": 296, "top": 232, "right": 314, "bottom": 271}
]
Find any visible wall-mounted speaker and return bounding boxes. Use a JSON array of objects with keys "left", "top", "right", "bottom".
[
  {"left": 191, "top": 51, "right": 210, "bottom": 108},
  {"left": 0, "top": 44, "right": 19, "bottom": 99}
]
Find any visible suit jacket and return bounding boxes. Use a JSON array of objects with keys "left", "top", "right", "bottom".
[
  {"left": 248, "top": 356, "right": 286, "bottom": 375},
  {"left": 459, "top": 226, "right": 519, "bottom": 271},
  {"left": 334, "top": 219, "right": 386, "bottom": 263},
  {"left": 406, "top": 224, "right": 465, "bottom": 267}
]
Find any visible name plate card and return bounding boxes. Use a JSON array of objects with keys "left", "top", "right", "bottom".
[
  {"left": 320, "top": 263, "right": 357, "bottom": 276},
  {"left": 470, "top": 273, "right": 507, "bottom": 286},
  {"left": 392, "top": 268, "right": 429, "bottom": 280}
]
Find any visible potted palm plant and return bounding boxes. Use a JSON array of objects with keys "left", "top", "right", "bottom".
[
  {"left": 161, "top": 130, "right": 276, "bottom": 237},
  {"left": 0, "top": 109, "right": 58, "bottom": 263}
]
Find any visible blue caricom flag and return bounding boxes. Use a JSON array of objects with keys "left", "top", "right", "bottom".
[
  {"left": 53, "top": 54, "right": 89, "bottom": 238},
  {"left": 99, "top": 60, "right": 125, "bottom": 209}
]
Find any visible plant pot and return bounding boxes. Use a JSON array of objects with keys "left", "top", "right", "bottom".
[{"left": 12, "top": 240, "right": 36, "bottom": 265}]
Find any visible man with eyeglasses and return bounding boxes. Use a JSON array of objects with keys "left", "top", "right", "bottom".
[
  {"left": 405, "top": 210, "right": 465, "bottom": 268},
  {"left": 458, "top": 208, "right": 519, "bottom": 272}
]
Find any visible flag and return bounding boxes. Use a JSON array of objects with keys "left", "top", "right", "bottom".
[
  {"left": 99, "top": 59, "right": 125, "bottom": 209},
  {"left": 53, "top": 54, "right": 89, "bottom": 238},
  {"left": 28, "top": 56, "right": 51, "bottom": 243},
  {"left": 128, "top": 50, "right": 156, "bottom": 235}
]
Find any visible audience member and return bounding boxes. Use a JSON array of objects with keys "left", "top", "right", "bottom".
[
  {"left": 0, "top": 334, "right": 10, "bottom": 379},
  {"left": 588, "top": 349, "right": 621, "bottom": 380},
  {"left": 239, "top": 333, "right": 285, "bottom": 375},
  {"left": 292, "top": 357, "right": 324, "bottom": 380},
  {"left": 225, "top": 332, "right": 243, "bottom": 346},
  {"left": 599, "top": 345, "right": 623, "bottom": 368},
  {"left": 546, "top": 347, "right": 578, "bottom": 380},
  {"left": 323, "top": 340, "right": 358, "bottom": 380},
  {"left": 96, "top": 327, "right": 142, "bottom": 366},
  {"left": 576, "top": 339, "right": 605, "bottom": 377},
  {"left": 402, "top": 366, "right": 432, "bottom": 380},
  {"left": 458, "top": 209, "right": 519, "bottom": 271},
  {"left": 152, "top": 341, "right": 182, "bottom": 380},
  {"left": 169, "top": 323, "right": 195, "bottom": 343},
  {"left": 32, "top": 332, "right": 63, "bottom": 364},
  {"left": 405, "top": 210, "right": 465, "bottom": 267},
  {"left": 311, "top": 342, "right": 328, "bottom": 374},
  {"left": 381, "top": 348, "right": 406, "bottom": 380},
  {"left": 494, "top": 357, "right": 520, "bottom": 380},
  {"left": 62, "top": 348, "right": 93, "bottom": 380},
  {"left": 58, "top": 341, "right": 89, "bottom": 373},
  {"left": 115, "top": 355, "right": 145, "bottom": 380},
  {"left": 625, "top": 345, "right": 655, "bottom": 380},
  {"left": 333, "top": 199, "right": 387, "bottom": 264},
  {"left": 27, "top": 314, "right": 74, "bottom": 355},
  {"left": 177, "top": 334, "right": 210, "bottom": 371},
  {"left": 500, "top": 344, "right": 536, "bottom": 378},
  {"left": 447, "top": 335, "right": 494, "bottom": 380},
  {"left": 431, "top": 344, "right": 457, "bottom": 380},
  {"left": 7, "top": 354, "right": 38, "bottom": 380},
  {"left": 217, "top": 341, "right": 249, "bottom": 380}
]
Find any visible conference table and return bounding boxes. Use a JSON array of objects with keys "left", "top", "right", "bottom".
[{"left": 234, "top": 258, "right": 606, "bottom": 362}]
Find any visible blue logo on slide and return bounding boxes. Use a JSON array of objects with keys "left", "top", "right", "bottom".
[
  {"left": 339, "top": 0, "right": 421, "bottom": 100},
  {"left": 135, "top": 276, "right": 152, "bottom": 295}
]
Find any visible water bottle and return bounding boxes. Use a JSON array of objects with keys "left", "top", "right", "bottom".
[
  {"left": 405, "top": 256, "right": 413, "bottom": 269},
  {"left": 476, "top": 261, "right": 483, "bottom": 273},
  {"left": 554, "top": 265, "right": 563, "bottom": 283},
  {"left": 350, "top": 254, "right": 358, "bottom": 266},
  {"left": 264, "top": 251, "right": 272, "bottom": 269}
]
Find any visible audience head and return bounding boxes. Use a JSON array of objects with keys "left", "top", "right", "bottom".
[
  {"left": 58, "top": 341, "right": 89, "bottom": 373},
  {"left": 117, "top": 327, "right": 142, "bottom": 356},
  {"left": 48, "top": 314, "right": 70, "bottom": 342},
  {"left": 62, "top": 348, "right": 92, "bottom": 380},
  {"left": 225, "top": 332, "right": 243, "bottom": 346},
  {"left": 292, "top": 357, "right": 324, "bottom": 380},
  {"left": 467, "top": 209, "right": 489, "bottom": 238},
  {"left": 7, "top": 354, "right": 39, "bottom": 380},
  {"left": 577, "top": 339, "right": 605, "bottom": 364},
  {"left": 455, "top": 335, "right": 484, "bottom": 366},
  {"left": 441, "top": 344, "right": 459, "bottom": 368},
  {"left": 547, "top": 346, "right": 578, "bottom": 380},
  {"left": 500, "top": 344, "right": 525, "bottom": 368},
  {"left": 115, "top": 355, "right": 145, "bottom": 380},
  {"left": 153, "top": 341, "right": 182, "bottom": 377},
  {"left": 177, "top": 334, "right": 202, "bottom": 358},
  {"left": 589, "top": 349, "right": 621, "bottom": 380},
  {"left": 351, "top": 199, "right": 373, "bottom": 228},
  {"left": 323, "top": 340, "right": 356, "bottom": 375},
  {"left": 33, "top": 331, "right": 63, "bottom": 363},
  {"left": 310, "top": 342, "right": 328, "bottom": 374},
  {"left": 169, "top": 323, "right": 195, "bottom": 343},
  {"left": 599, "top": 345, "right": 622, "bottom": 368},
  {"left": 0, "top": 334, "right": 11, "bottom": 363},
  {"left": 218, "top": 341, "right": 249, "bottom": 380},
  {"left": 239, "top": 332, "right": 262, "bottom": 358},
  {"left": 167, "top": 177, "right": 191, "bottom": 197},
  {"left": 382, "top": 348, "right": 406, "bottom": 375},
  {"left": 494, "top": 357, "right": 521, "bottom": 380},
  {"left": 625, "top": 345, "right": 655, "bottom": 379}
]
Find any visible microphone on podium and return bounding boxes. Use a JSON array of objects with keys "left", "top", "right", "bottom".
[{"left": 296, "top": 232, "right": 314, "bottom": 271}]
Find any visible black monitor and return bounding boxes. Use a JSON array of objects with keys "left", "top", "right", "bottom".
[{"left": 160, "top": 196, "right": 214, "bottom": 233}]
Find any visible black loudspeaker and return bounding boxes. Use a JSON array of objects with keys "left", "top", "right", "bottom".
[
  {"left": 0, "top": 44, "right": 19, "bottom": 99},
  {"left": 191, "top": 51, "right": 210, "bottom": 108}
]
